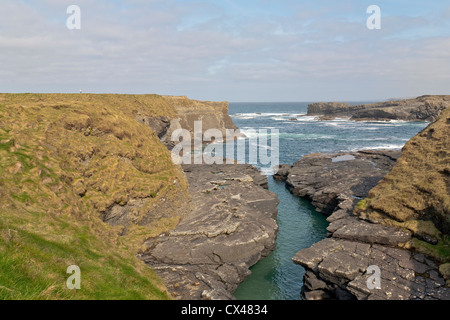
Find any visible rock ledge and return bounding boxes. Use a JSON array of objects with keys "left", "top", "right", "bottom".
[{"left": 141, "top": 163, "right": 279, "bottom": 300}]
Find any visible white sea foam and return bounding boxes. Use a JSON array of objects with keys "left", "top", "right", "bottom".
[
  {"left": 357, "top": 119, "right": 409, "bottom": 124},
  {"left": 233, "top": 112, "right": 309, "bottom": 121},
  {"left": 238, "top": 129, "right": 335, "bottom": 140},
  {"left": 351, "top": 144, "right": 406, "bottom": 151},
  {"left": 343, "top": 137, "right": 390, "bottom": 141},
  {"left": 292, "top": 116, "right": 317, "bottom": 122},
  {"left": 358, "top": 127, "right": 381, "bottom": 130}
]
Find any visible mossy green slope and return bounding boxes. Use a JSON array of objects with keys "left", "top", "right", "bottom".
[
  {"left": 355, "top": 107, "right": 450, "bottom": 262},
  {"left": 0, "top": 93, "right": 189, "bottom": 299}
]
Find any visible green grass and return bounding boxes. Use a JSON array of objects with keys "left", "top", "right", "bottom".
[
  {"left": 0, "top": 221, "right": 171, "bottom": 300},
  {"left": 0, "top": 194, "right": 173, "bottom": 300},
  {"left": 0, "top": 139, "right": 13, "bottom": 152},
  {"left": 0, "top": 93, "right": 192, "bottom": 300},
  {"left": 412, "top": 235, "right": 450, "bottom": 263},
  {"left": 10, "top": 192, "right": 32, "bottom": 203}
]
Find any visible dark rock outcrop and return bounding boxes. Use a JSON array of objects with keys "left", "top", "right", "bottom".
[
  {"left": 135, "top": 115, "right": 176, "bottom": 150},
  {"left": 141, "top": 163, "right": 279, "bottom": 300},
  {"left": 280, "top": 150, "right": 401, "bottom": 216},
  {"left": 293, "top": 237, "right": 449, "bottom": 300},
  {"left": 308, "top": 102, "right": 354, "bottom": 116},
  {"left": 307, "top": 95, "right": 450, "bottom": 122}
]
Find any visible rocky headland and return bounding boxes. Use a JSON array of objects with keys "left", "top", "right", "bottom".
[
  {"left": 275, "top": 107, "right": 450, "bottom": 300},
  {"left": 0, "top": 93, "right": 277, "bottom": 300},
  {"left": 307, "top": 95, "right": 450, "bottom": 122}
]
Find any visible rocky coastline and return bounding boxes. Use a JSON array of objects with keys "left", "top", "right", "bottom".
[
  {"left": 2, "top": 93, "right": 447, "bottom": 300},
  {"left": 0, "top": 93, "right": 280, "bottom": 300},
  {"left": 275, "top": 126, "right": 450, "bottom": 299},
  {"left": 132, "top": 96, "right": 450, "bottom": 300},
  {"left": 139, "top": 99, "right": 279, "bottom": 300},
  {"left": 274, "top": 150, "right": 401, "bottom": 217},
  {"left": 142, "top": 96, "right": 449, "bottom": 300}
]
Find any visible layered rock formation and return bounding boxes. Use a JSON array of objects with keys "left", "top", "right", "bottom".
[
  {"left": 141, "top": 163, "right": 279, "bottom": 300},
  {"left": 163, "top": 95, "right": 238, "bottom": 134},
  {"left": 107, "top": 95, "right": 243, "bottom": 225},
  {"left": 136, "top": 96, "right": 242, "bottom": 150},
  {"left": 276, "top": 128, "right": 449, "bottom": 299},
  {"left": 307, "top": 95, "right": 450, "bottom": 122}
]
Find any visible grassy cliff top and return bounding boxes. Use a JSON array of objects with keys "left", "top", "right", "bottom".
[
  {"left": 355, "top": 107, "right": 450, "bottom": 262},
  {"left": 0, "top": 93, "right": 190, "bottom": 299}
]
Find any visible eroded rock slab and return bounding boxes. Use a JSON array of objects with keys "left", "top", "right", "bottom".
[
  {"left": 283, "top": 150, "right": 400, "bottom": 215},
  {"left": 294, "top": 238, "right": 450, "bottom": 300},
  {"left": 141, "top": 163, "right": 279, "bottom": 300}
]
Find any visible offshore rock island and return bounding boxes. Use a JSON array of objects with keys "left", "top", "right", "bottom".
[{"left": 307, "top": 95, "right": 450, "bottom": 122}]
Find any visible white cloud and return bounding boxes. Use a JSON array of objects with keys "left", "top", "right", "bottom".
[{"left": 0, "top": 0, "right": 449, "bottom": 101}]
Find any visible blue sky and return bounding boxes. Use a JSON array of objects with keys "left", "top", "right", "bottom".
[{"left": 1, "top": 0, "right": 450, "bottom": 101}]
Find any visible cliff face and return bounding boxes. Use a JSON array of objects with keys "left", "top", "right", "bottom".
[
  {"left": 308, "top": 95, "right": 450, "bottom": 122},
  {"left": 136, "top": 96, "right": 239, "bottom": 150},
  {"left": 0, "top": 93, "right": 249, "bottom": 299},
  {"left": 163, "top": 95, "right": 237, "bottom": 133},
  {"left": 0, "top": 93, "right": 275, "bottom": 300}
]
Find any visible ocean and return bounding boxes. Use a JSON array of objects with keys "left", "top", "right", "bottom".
[{"left": 227, "top": 102, "right": 429, "bottom": 300}]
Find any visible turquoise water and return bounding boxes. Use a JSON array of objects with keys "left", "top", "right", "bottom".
[{"left": 228, "top": 102, "right": 429, "bottom": 300}]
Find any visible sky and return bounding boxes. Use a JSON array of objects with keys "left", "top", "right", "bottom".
[{"left": 1, "top": 0, "right": 450, "bottom": 102}]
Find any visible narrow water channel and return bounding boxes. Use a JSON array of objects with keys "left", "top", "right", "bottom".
[
  {"left": 228, "top": 102, "right": 428, "bottom": 300},
  {"left": 233, "top": 178, "right": 328, "bottom": 300}
]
